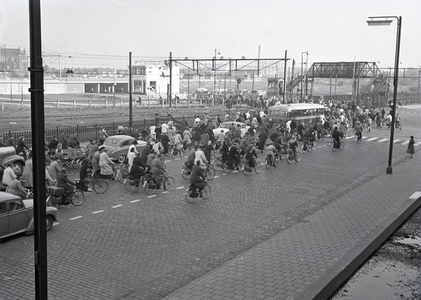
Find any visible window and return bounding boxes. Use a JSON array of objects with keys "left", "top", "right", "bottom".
[
  {"left": 9, "top": 200, "right": 24, "bottom": 211},
  {"left": 0, "top": 203, "right": 6, "bottom": 214}
]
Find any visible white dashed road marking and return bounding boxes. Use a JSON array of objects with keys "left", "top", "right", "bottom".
[
  {"left": 402, "top": 141, "right": 409, "bottom": 145},
  {"left": 92, "top": 210, "right": 104, "bottom": 214},
  {"left": 53, "top": 222, "right": 59, "bottom": 226},
  {"left": 378, "top": 138, "right": 388, "bottom": 142},
  {"left": 366, "top": 137, "right": 378, "bottom": 141},
  {"left": 112, "top": 204, "right": 123, "bottom": 208},
  {"left": 130, "top": 199, "right": 141, "bottom": 203},
  {"left": 147, "top": 195, "right": 157, "bottom": 198},
  {"left": 69, "top": 216, "right": 82, "bottom": 221},
  {"left": 394, "top": 140, "right": 401, "bottom": 143},
  {"left": 176, "top": 186, "right": 185, "bottom": 189}
]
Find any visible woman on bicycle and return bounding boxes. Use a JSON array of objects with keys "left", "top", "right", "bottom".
[
  {"left": 151, "top": 154, "right": 166, "bottom": 189},
  {"left": 56, "top": 168, "right": 75, "bottom": 203}
]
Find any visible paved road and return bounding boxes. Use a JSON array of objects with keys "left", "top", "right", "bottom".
[{"left": 0, "top": 106, "right": 420, "bottom": 300}]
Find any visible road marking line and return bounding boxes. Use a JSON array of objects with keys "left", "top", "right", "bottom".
[
  {"left": 222, "top": 173, "right": 227, "bottom": 175},
  {"left": 92, "top": 210, "right": 104, "bottom": 214},
  {"left": 112, "top": 204, "right": 123, "bottom": 208},
  {"left": 53, "top": 222, "right": 59, "bottom": 226},
  {"left": 214, "top": 175, "right": 219, "bottom": 178},
  {"left": 414, "top": 142, "right": 421, "bottom": 146},
  {"left": 162, "top": 191, "right": 169, "bottom": 193},
  {"left": 393, "top": 139, "right": 401, "bottom": 143},
  {"left": 176, "top": 186, "right": 185, "bottom": 189},
  {"left": 366, "top": 137, "right": 378, "bottom": 141},
  {"left": 362, "top": 136, "right": 368, "bottom": 139},
  {"left": 147, "top": 195, "right": 157, "bottom": 198},
  {"left": 345, "top": 136, "right": 354, "bottom": 139},
  {"left": 174, "top": 158, "right": 180, "bottom": 160},
  {"left": 401, "top": 141, "right": 409, "bottom": 145},
  {"left": 130, "top": 199, "right": 141, "bottom": 203},
  {"left": 232, "top": 170, "right": 239, "bottom": 173},
  {"left": 165, "top": 160, "right": 171, "bottom": 163},
  {"left": 69, "top": 216, "right": 82, "bottom": 221},
  {"left": 378, "top": 138, "right": 388, "bottom": 142},
  {"left": 184, "top": 156, "right": 188, "bottom": 158}
]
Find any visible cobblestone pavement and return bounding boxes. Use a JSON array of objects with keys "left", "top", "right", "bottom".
[{"left": 0, "top": 106, "right": 420, "bottom": 300}]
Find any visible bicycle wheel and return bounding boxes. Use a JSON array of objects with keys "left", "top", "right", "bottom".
[
  {"left": 340, "top": 140, "right": 345, "bottom": 150},
  {"left": 163, "top": 176, "right": 175, "bottom": 191},
  {"left": 124, "top": 178, "right": 138, "bottom": 191},
  {"left": 143, "top": 176, "right": 157, "bottom": 195},
  {"left": 201, "top": 185, "right": 211, "bottom": 200},
  {"left": 185, "top": 188, "right": 195, "bottom": 203},
  {"left": 212, "top": 157, "right": 223, "bottom": 171},
  {"left": 295, "top": 152, "right": 301, "bottom": 162},
  {"left": 92, "top": 178, "right": 109, "bottom": 194},
  {"left": 65, "top": 166, "right": 76, "bottom": 176},
  {"left": 116, "top": 168, "right": 129, "bottom": 183},
  {"left": 265, "top": 157, "right": 271, "bottom": 170},
  {"left": 254, "top": 161, "right": 261, "bottom": 174},
  {"left": 242, "top": 162, "right": 251, "bottom": 176},
  {"left": 71, "top": 190, "right": 85, "bottom": 206},
  {"left": 181, "top": 166, "right": 191, "bottom": 180},
  {"left": 205, "top": 167, "right": 215, "bottom": 181},
  {"left": 287, "top": 154, "right": 292, "bottom": 164},
  {"left": 223, "top": 161, "right": 233, "bottom": 174}
]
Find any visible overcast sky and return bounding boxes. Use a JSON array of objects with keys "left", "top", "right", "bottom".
[{"left": 1, "top": 0, "right": 420, "bottom": 70}]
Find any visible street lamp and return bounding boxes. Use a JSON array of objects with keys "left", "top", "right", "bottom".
[
  {"left": 300, "top": 51, "right": 308, "bottom": 102},
  {"left": 213, "top": 49, "right": 221, "bottom": 106},
  {"left": 367, "top": 16, "right": 402, "bottom": 174}
]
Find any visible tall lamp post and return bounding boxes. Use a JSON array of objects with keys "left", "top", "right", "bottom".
[
  {"left": 300, "top": 51, "right": 308, "bottom": 102},
  {"left": 367, "top": 16, "right": 402, "bottom": 174}
]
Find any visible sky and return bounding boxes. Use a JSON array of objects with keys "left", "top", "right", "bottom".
[{"left": 1, "top": 0, "right": 420, "bottom": 71}]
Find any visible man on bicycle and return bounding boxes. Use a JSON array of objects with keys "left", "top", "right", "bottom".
[
  {"left": 332, "top": 127, "right": 344, "bottom": 149},
  {"left": 56, "top": 168, "right": 76, "bottom": 203},
  {"left": 245, "top": 144, "right": 258, "bottom": 171},
  {"left": 190, "top": 160, "right": 207, "bottom": 197},
  {"left": 266, "top": 142, "right": 279, "bottom": 166},
  {"left": 228, "top": 142, "right": 241, "bottom": 170}
]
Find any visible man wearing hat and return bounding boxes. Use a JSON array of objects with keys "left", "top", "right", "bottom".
[
  {"left": 99, "top": 146, "right": 115, "bottom": 179},
  {"left": 56, "top": 168, "right": 76, "bottom": 202}
]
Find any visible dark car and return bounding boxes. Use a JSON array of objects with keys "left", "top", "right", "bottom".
[{"left": 0, "top": 192, "right": 58, "bottom": 240}]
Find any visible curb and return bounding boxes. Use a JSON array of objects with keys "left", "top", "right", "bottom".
[{"left": 294, "top": 194, "right": 421, "bottom": 300}]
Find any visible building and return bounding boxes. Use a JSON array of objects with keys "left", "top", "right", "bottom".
[{"left": 132, "top": 64, "right": 179, "bottom": 97}]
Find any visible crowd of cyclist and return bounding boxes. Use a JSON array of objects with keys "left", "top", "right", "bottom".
[{"left": 0, "top": 99, "right": 401, "bottom": 202}]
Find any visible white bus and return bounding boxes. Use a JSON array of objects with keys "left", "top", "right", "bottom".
[{"left": 267, "top": 103, "right": 326, "bottom": 124}]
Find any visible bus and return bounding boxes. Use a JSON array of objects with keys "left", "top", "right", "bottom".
[{"left": 267, "top": 103, "right": 325, "bottom": 124}]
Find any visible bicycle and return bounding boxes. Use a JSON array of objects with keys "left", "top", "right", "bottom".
[
  {"left": 222, "top": 157, "right": 242, "bottom": 174},
  {"left": 46, "top": 185, "right": 84, "bottom": 208},
  {"left": 90, "top": 173, "right": 109, "bottom": 194},
  {"left": 265, "top": 153, "right": 279, "bottom": 169},
  {"left": 181, "top": 162, "right": 193, "bottom": 180},
  {"left": 242, "top": 157, "right": 261, "bottom": 175},
  {"left": 123, "top": 174, "right": 143, "bottom": 192},
  {"left": 286, "top": 149, "right": 301, "bottom": 164},
  {"left": 61, "top": 157, "right": 77, "bottom": 176},
  {"left": 332, "top": 139, "right": 345, "bottom": 151},
  {"left": 301, "top": 139, "right": 314, "bottom": 154},
  {"left": 211, "top": 155, "right": 223, "bottom": 171},
  {"left": 115, "top": 163, "right": 130, "bottom": 183},
  {"left": 185, "top": 184, "right": 211, "bottom": 203},
  {"left": 143, "top": 172, "right": 175, "bottom": 195}
]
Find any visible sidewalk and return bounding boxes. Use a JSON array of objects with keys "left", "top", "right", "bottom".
[{"left": 165, "top": 155, "right": 421, "bottom": 300}]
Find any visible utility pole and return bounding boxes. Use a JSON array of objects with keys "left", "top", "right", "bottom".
[
  {"left": 29, "top": 0, "right": 48, "bottom": 299},
  {"left": 129, "top": 52, "right": 133, "bottom": 129}
]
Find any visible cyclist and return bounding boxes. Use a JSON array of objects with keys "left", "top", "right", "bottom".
[
  {"left": 332, "top": 127, "right": 344, "bottom": 149},
  {"left": 194, "top": 145, "right": 208, "bottom": 169},
  {"left": 189, "top": 160, "right": 207, "bottom": 197},
  {"left": 354, "top": 121, "right": 363, "bottom": 142},
  {"left": 79, "top": 158, "right": 92, "bottom": 191},
  {"left": 151, "top": 154, "right": 166, "bottom": 189},
  {"left": 56, "top": 168, "right": 76, "bottom": 203},
  {"left": 228, "top": 142, "right": 241, "bottom": 170},
  {"left": 266, "top": 142, "right": 279, "bottom": 166},
  {"left": 288, "top": 135, "right": 298, "bottom": 160},
  {"left": 244, "top": 144, "right": 258, "bottom": 171},
  {"left": 130, "top": 152, "right": 146, "bottom": 186}
]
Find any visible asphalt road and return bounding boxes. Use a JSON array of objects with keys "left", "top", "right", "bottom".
[{"left": 0, "top": 105, "right": 420, "bottom": 300}]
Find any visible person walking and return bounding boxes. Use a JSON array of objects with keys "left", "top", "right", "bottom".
[
  {"left": 22, "top": 152, "right": 33, "bottom": 188},
  {"left": 407, "top": 136, "right": 415, "bottom": 158}
]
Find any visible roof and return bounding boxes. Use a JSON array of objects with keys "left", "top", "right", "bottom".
[
  {"left": 0, "top": 191, "right": 21, "bottom": 202},
  {"left": 268, "top": 103, "right": 325, "bottom": 112}
]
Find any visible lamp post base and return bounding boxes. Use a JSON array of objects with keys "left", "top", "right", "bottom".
[{"left": 386, "top": 166, "right": 393, "bottom": 174}]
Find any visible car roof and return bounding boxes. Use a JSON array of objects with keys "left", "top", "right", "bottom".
[
  {"left": 105, "top": 135, "right": 134, "bottom": 141},
  {"left": 0, "top": 192, "right": 22, "bottom": 202}
]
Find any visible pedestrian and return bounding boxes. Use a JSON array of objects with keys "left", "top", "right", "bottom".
[
  {"left": 22, "top": 151, "right": 33, "bottom": 188},
  {"left": 57, "top": 130, "right": 68, "bottom": 149},
  {"left": 16, "top": 137, "right": 30, "bottom": 159},
  {"left": 407, "top": 136, "right": 415, "bottom": 158}
]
